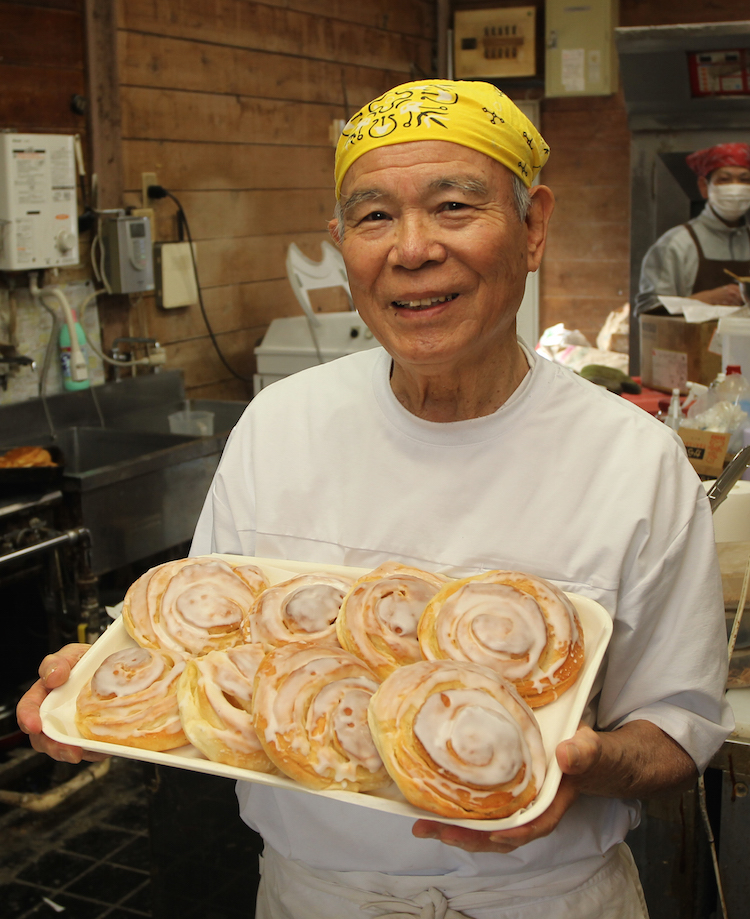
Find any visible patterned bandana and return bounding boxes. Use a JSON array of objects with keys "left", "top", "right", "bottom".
[
  {"left": 334, "top": 80, "right": 550, "bottom": 199},
  {"left": 686, "top": 143, "right": 750, "bottom": 178}
]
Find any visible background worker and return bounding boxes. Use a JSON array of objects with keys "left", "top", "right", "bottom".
[{"left": 636, "top": 142, "right": 750, "bottom": 313}]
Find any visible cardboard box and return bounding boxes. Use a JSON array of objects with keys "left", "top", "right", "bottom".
[
  {"left": 678, "top": 428, "right": 730, "bottom": 477},
  {"left": 639, "top": 314, "right": 721, "bottom": 393}
]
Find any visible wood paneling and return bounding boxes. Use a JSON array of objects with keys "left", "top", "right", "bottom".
[
  {"left": 120, "top": 87, "right": 340, "bottom": 146},
  {"left": 0, "top": 4, "right": 83, "bottom": 67},
  {"left": 122, "top": 140, "right": 334, "bottom": 192},
  {"left": 118, "top": 0, "right": 432, "bottom": 73},
  {"left": 123, "top": 189, "right": 335, "bottom": 240},
  {"left": 118, "top": 30, "right": 414, "bottom": 111},
  {"left": 0, "top": 63, "right": 85, "bottom": 131},
  {"left": 193, "top": 231, "right": 331, "bottom": 288}
]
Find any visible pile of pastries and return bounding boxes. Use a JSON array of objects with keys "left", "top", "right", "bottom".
[
  {"left": 0, "top": 445, "right": 57, "bottom": 467},
  {"left": 75, "top": 556, "right": 585, "bottom": 820}
]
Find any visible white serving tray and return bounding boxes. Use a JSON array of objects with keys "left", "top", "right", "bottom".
[{"left": 41, "top": 555, "right": 613, "bottom": 831}]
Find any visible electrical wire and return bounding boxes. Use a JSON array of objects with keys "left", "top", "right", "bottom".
[{"left": 148, "top": 185, "right": 254, "bottom": 383}]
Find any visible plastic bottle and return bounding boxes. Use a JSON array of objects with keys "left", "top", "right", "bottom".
[
  {"left": 59, "top": 309, "right": 90, "bottom": 391},
  {"left": 664, "top": 388, "right": 683, "bottom": 431},
  {"left": 718, "top": 365, "right": 750, "bottom": 414}
]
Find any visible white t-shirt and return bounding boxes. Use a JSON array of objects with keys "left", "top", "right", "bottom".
[{"left": 191, "top": 346, "right": 732, "bottom": 885}]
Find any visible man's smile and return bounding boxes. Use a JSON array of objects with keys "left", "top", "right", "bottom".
[{"left": 392, "top": 293, "right": 460, "bottom": 310}]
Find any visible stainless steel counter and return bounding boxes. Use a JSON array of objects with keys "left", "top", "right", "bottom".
[{"left": 0, "top": 372, "right": 248, "bottom": 574}]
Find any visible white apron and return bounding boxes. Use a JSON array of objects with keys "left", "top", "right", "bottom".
[{"left": 254, "top": 843, "right": 649, "bottom": 919}]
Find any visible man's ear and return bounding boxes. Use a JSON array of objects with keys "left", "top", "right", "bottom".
[
  {"left": 328, "top": 217, "right": 342, "bottom": 246},
  {"left": 526, "top": 185, "right": 555, "bottom": 273},
  {"left": 698, "top": 175, "right": 709, "bottom": 200}
]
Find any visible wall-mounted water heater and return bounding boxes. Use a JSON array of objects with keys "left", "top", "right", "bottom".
[{"left": 0, "top": 132, "right": 80, "bottom": 271}]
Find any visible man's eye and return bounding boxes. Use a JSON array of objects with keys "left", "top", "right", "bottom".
[
  {"left": 362, "top": 210, "right": 389, "bottom": 222},
  {"left": 442, "top": 201, "right": 467, "bottom": 212}
]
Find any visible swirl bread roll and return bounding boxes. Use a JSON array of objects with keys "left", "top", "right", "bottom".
[
  {"left": 122, "top": 557, "right": 269, "bottom": 655},
  {"left": 177, "top": 644, "right": 275, "bottom": 771},
  {"left": 418, "top": 570, "right": 584, "bottom": 708},
  {"left": 252, "top": 642, "right": 390, "bottom": 791},
  {"left": 336, "top": 562, "right": 447, "bottom": 679},
  {"left": 75, "top": 647, "right": 187, "bottom": 750},
  {"left": 368, "top": 659, "right": 546, "bottom": 819},
  {"left": 242, "top": 572, "right": 354, "bottom": 650}
]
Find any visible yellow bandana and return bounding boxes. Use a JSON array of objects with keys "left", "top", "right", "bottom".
[{"left": 334, "top": 80, "right": 550, "bottom": 198}]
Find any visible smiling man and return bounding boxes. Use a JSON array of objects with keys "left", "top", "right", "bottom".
[{"left": 19, "top": 82, "right": 732, "bottom": 919}]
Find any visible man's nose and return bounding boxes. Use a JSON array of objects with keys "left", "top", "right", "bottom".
[{"left": 388, "top": 214, "right": 446, "bottom": 269}]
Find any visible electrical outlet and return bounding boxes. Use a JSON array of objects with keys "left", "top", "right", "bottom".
[{"left": 142, "top": 172, "right": 158, "bottom": 207}]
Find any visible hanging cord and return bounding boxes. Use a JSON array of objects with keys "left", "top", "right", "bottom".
[
  {"left": 694, "top": 546, "right": 750, "bottom": 919},
  {"left": 147, "top": 185, "right": 254, "bottom": 383}
]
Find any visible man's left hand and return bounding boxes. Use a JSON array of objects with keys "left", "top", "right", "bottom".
[{"left": 412, "top": 721, "right": 695, "bottom": 853}]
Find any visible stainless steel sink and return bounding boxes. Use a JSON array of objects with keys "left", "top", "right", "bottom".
[
  {"left": 0, "top": 371, "right": 249, "bottom": 575},
  {"left": 50, "top": 427, "right": 195, "bottom": 475}
]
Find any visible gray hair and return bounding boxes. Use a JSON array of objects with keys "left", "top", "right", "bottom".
[{"left": 333, "top": 173, "right": 532, "bottom": 240}]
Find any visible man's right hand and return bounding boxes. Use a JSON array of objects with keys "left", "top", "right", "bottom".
[
  {"left": 16, "top": 644, "right": 108, "bottom": 763},
  {"left": 691, "top": 283, "right": 744, "bottom": 306}
]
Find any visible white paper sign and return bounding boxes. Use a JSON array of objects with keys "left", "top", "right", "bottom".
[{"left": 562, "top": 48, "right": 585, "bottom": 92}]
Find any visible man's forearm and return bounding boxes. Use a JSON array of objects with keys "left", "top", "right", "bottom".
[{"left": 567, "top": 720, "right": 698, "bottom": 799}]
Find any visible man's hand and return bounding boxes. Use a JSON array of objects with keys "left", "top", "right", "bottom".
[
  {"left": 16, "top": 644, "right": 108, "bottom": 764},
  {"left": 691, "top": 283, "right": 744, "bottom": 306},
  {"left": 412, "top": 721, "right": 696, "bottom": 853}
]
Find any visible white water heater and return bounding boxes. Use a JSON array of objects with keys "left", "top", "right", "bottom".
[{"left": 0, "top": 133, "right": 80, "bottom": 271}]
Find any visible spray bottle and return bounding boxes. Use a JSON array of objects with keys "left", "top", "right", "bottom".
[{"left": 59, "top": 309, "right": 89, "bottom": 391}]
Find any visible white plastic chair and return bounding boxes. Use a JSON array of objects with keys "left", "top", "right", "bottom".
[
  {"left": 285, "top": 241, "right": 355, "bottom": 365},
  {"left": 286, "top": 242, "right": 353, "bottom": 329}
]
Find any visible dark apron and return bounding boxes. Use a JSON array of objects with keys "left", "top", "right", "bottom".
[{"left": 684, "top": 223, "right": 750, "bottom": 293}]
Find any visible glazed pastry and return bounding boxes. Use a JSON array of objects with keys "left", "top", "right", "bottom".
[
  {"left": 177, "top": 644, "right": 275, "bottom": 772},
  {"left": 336, "top": 562, "right": 447, "bottom": 680},
  {"left": 242, "top": 572, "right": 354, "bottom": 649},
  {"left": 122, "top": 556, "right": 269, "bottom": 655},
  {"left": 368, "top": 659, "right": 546, "bottom": 819},
  {"left": 0, "top": 445, "right": 56, "bottom": 467},
  {"left": 75, "top": 647, "right": 187, "bottom": 750},
  {"left": 252, "top": 642, "right": 390, "bottom": 791},
  {"left": 418, "top": 570, "right": 584, "bottom": 708}
]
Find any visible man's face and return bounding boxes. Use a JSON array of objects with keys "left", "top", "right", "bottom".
[
  {"left": 330, "top": 141, "right": 553, "bottom": 376},
  {"left": 699, "top": 165, "right": 750, "bottom": 197}
]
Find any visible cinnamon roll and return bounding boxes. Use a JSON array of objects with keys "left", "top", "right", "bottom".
[
  {"left": 242, "top": 572, "right": 354, "bottom": 650},
  {"left": 336, "top": 562, "right": 447, "bottom": 680},
  {"left": 368, "top": 659, "right": 546, "bottom": 819},
  {"left": 418, "top": 570, "right": 584, "bottom": 708},
  {"left": 177, "top": 644, "right": 275, "bottom": 772},
  {"left": 75, "top": 647, "right": 187, "bottom": 750},
  {"left": 122, "top": 556, "right": 269, "bottom": 656},
  {"left": 252, "top": 642, "right": 390, "bottom": 791}
]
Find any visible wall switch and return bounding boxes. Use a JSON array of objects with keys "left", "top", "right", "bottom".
[
  {"left": 142, "top": 171, "right": 158, "bottom": 207},
  {"left": 154, "top": 241, "right": 198, "bottom": 308}
]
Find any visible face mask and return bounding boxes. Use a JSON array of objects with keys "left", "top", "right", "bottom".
[{"left": 708, "top": 182, "right": 750, "bottom": 222}]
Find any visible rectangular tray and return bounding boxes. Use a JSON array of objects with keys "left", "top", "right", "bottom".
[{"left": 41, "top": 554, "right": 613, "bottom": 830}]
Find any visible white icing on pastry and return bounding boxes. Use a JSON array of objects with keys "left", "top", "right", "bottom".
[
  {"left": 337, "top": 562, "right": 447, "bottom": 680},
  {"left": 244, "top": 573, "right": 353, "bottom": 649},
  {"left": 252, "top": 643, "right": 390, "bottom": 791},
  {"left": 91, "top": 648, "right": 165, "bottom": 697}
]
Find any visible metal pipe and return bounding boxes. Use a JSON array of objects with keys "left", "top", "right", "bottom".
[{"left": 0, "top": 527, "right": 90, "bottom": 567}]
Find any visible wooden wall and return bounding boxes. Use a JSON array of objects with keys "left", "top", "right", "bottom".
[
  {"left": 116, "top": 0, "right": 435, "bottom": 400},
  {"left": 0, "top": 0, "right": 86, "bottom": 136},
  {"left": 539, "top": 0, "right": 750, "bottom": 345}
]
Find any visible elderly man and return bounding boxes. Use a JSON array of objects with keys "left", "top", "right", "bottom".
[
  {"left": 19, "top": 81, "right": 731, "bottom": 919},
  {"left": 636, "top": 142, "right": 750, "bottom": 314}
]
